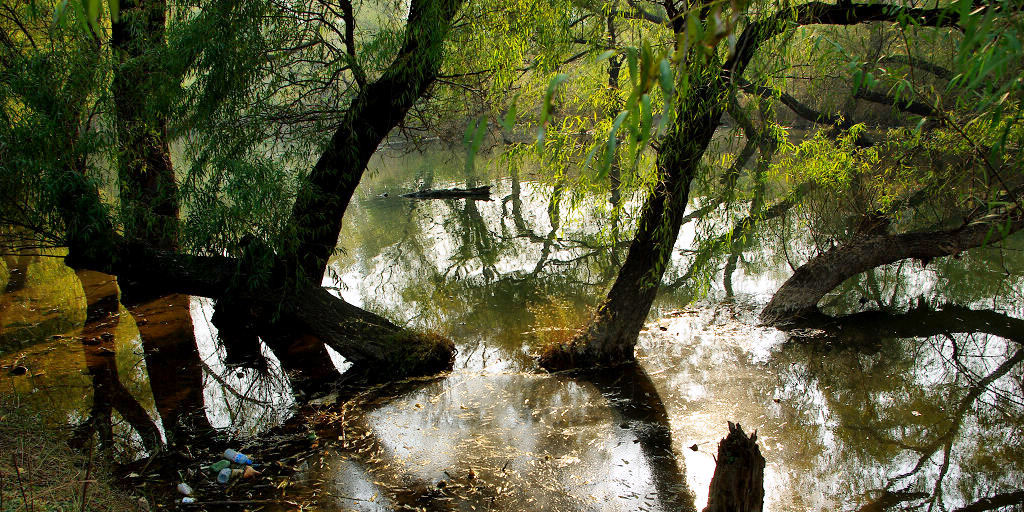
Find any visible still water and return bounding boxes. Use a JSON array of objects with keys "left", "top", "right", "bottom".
[{"left": 1, "top": 148, "right": 1023, "bottom": 511}]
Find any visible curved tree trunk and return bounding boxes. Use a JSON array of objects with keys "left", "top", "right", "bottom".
[
  {"left": 284, "top": 0, "right": 465, "bottom": 285},
  {"left": 760, "top": 211, "right": 1024, "bottom": 325},
  {"left": 61, "top": 0, "right": 466, "bottom": 385}
]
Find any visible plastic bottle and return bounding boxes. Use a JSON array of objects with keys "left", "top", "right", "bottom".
[
  {"left": 177, "top": 482, "right": 193, "bottom": 496},
  {"left": 217, "top": 467, "right": 245, "bottom": 484},
  {"left": 181, "top": 497, "right": 196, "bottom": 504},
  {"left": 208, "top": 460, "right": 231, "bottom": 473},
  {"left": 223, "top": 449, "right": 255, "bottom": 465}
]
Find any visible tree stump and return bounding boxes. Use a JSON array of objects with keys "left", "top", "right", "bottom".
[{"left": 704, "top": 422, "right": 765, "bottom": 512}]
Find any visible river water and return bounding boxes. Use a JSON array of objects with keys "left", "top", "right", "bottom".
[{"left": 1, "top": 147, "right": 1023, "bottom": 511}]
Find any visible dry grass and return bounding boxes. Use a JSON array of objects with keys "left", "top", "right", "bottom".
[{"left": 0, "top": 394, "right": 136, "bottom": 512}]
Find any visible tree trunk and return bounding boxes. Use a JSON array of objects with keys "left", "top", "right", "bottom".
[
  {"left": 760, "top": 211, "right": 1024, "bottom": 325},
  {"left": 112, "top": 0, "right": 179, "bottom": 251},
  {"left": 540, "top": 79, "right": 725, "bottom": 370},
  {"left": 284, "top": 0, "right": 465, "bottom": 284},
  {"left": 704, "top": 422, "right": 765, "bottom": 512}
]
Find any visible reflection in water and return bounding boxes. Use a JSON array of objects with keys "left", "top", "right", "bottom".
[
  {"left": 291, "top": 368, "right": 694, "bottom": 511},
  {"left": 126, "top": 292, "right": 212, "bottom": 445},
  {"left": 1, "top": 149, "right": 1023, "bottom": 510},
  {"left": 71, "top": 270, "right": 162, "bottom": 455}
]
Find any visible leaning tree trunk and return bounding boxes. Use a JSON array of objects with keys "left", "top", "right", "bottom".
[
  {"left": 539, "top": 77, "right": 726, "bottom": 371},
  {"left": 210, "top": 0, "right": 465, "bottom": 380},
  {"left": 760, "top": 210, "right": 1024, "bottom": 325},
  {"left": 284, "top": 0, "right": 465, "bottom": 285}
]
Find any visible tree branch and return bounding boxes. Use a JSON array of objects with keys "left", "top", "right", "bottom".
[{"left": 726, "top": 2, "right": 962, "bottom": 80}]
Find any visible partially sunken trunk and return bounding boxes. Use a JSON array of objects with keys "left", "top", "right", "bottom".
[
  {"left": 761, "top": 211, "right": 1024, "bottom": 325},
  {"left": 704, "top": 422, "right": 765, "bottom": 512},
  {"left": 540, "top": 79, "right": 724, "bottom": 370}
]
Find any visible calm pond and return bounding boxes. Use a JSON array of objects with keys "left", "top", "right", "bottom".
[{"left": 2, "top": 146, "right": 1023, "bottom": 511}]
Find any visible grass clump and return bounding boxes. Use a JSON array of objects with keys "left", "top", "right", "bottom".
[{"left": 0, "top": 394, "right": 136, "bottom": 512}]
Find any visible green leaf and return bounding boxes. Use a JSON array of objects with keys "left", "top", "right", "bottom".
[
  {"left": 625, "top": 47, "right": 638, "bottom": 87},
  {"left": 85, "top": 0, "right": 101, "bottom": 35},
  {"left": 639, "top": 94, "right": 653, "bottom": 145},
  {"left": 602, "top": 111, "right": 629, "bottom": 176},
  {"left": 108, "top": 0, "right": 119, "bottom": 23},
  {"left": 658, "top": 58, "right": 674, "bottom": 98},
  {"left": 499, "top": 96, "right": 519, "bottom": 132},
  {"left": 464, "top": 116, "right": 486, "bottom": 174},
  {"left": 540, "top": 73, "right": 569, "bottom": 125},
  {"left": 596, "top": 50, "right": 616, "bottom": 62},
  {"left": 53, "top": 0, "right": 70, "bottom": 25}
]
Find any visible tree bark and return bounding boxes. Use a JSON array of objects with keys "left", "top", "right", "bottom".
[
  {"left": 284, "top": 0, "right": 466, "bottom": 284},
  {"left": 112, "top": 0, "right": 179, "bottom": 251},
  {"left": 540, "top": 77, "right": 725, "bottom": 370},
  {"left": 761, "top": 210, "right": 1024, "bottom": 325},
  {"left": 703, "top": 422, "right": 765, "bottom": 512}
]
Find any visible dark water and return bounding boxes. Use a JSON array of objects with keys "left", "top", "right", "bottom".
[{"left": 2, "top": 148, "right": 1023, "bottom": 510}]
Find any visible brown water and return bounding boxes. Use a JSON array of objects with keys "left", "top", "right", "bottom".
[{"left": 2, "top": 149, "right": 1023, "bottom": 511}]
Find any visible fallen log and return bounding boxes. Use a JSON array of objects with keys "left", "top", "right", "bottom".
[{"left": 400, "top": 185, "right": 491, "bottom": 200}]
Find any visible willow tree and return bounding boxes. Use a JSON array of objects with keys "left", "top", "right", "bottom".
[
  {"left": 540, "top": 0, "right": 1017, "bottom": 369},
  {"left": 0, "top": 0, "right": 467, "bottom": 382}
]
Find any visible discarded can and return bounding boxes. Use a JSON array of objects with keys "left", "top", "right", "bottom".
[
  {"left": 224, "top": 449, "right": 255, "bottom": 465},
  {"left": 207, "top": 460, "right": 231, "bottom": 473},
  {"left": 177, "top": 482, "right": 193, "bottom": 496}
]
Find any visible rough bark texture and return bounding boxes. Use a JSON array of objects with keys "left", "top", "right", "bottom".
[
  {"left": 761, "top": 211, "right": 1024, "bottom": 325},
  {"left": 539, "top": 78, "right": 725, "bottom": 371},
  {"left": 285, "top": 0, "right": 465, "bottom": 284},
  {"left": 703, "top": 422, "right": 765, "bottom": 512},
  {"left": 111, "top": 0, "right": 179, "bottom": 250}
]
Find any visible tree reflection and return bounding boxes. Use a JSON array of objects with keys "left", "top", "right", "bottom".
[
  {"left": 71, "top": 271, "right": 162, "bottom": 455},
  {"left": 777, "top": 304, "right": 1024, "bottom": 512}
]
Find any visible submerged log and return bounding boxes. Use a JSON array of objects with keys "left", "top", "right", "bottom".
[
  {"left": 401, "top": 185, "right": 491, "bottom": 200},
  {"left": 704, "top": 422, "right": 765, "bottom": 512}
]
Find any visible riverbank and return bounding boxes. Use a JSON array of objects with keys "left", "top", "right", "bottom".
[{"left": 0, "top": 393, "right": 137, "bottom": 512}]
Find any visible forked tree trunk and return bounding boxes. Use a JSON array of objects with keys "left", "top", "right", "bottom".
[
  {"left": 761, "top": 212, "right": 1024, "bottom": 325},
  {"left": 704, "top": 422, "right": 765, "bottom": 512}
]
